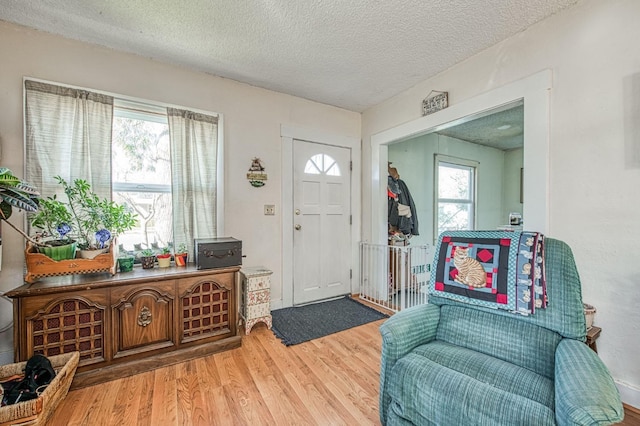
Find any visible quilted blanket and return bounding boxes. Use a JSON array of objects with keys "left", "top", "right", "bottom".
[{"left": 429, "top": 231, "right": 547, "bottom": 315}]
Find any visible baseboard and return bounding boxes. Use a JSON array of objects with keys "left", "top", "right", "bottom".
[
  {"left": 624, "top": 403, "right": 640, "bottom": 415},
  {"left": 0, "top": 350, "right": 13, "bottom": 366},
  {"left": 616, "top": 380, "right": 640, "bottom": 410},
  {"left": 270, "top": 299, "right": 283, "bottom": 310}
]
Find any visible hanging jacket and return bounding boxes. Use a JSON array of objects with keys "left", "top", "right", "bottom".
[
  {"left": 390, "top": 176, "right": 419, "bottom": 236},
  {"left": 398, "top": 179, "right": 420, "bottom": 235}
]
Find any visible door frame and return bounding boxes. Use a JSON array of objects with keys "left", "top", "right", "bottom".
[
  {"left": 281, "top": 125, "right": 361, "bottom": 309},
  {"left": 369, "top": 70, "right": 552, "bottom": 244}
]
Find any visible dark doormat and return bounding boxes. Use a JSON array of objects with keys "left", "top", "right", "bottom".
[{"left": 271, "top": 296, "right": 389, "bottom": 346}]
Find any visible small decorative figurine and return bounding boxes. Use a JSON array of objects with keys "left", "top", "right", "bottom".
[{"left": 247, "top": 157, "right": 267, "bottom": 187}]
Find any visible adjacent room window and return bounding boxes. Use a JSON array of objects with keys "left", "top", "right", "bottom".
[{"left": 435, "top": 156, "right": 477, "bottom": 237}]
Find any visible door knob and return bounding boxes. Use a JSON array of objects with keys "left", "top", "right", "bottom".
[{"left": 295, "top": 224, "right": 302, "bottom": 230}]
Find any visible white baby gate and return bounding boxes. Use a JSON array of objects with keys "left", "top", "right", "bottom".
[{"left": 359, "top": 242, "right": 432, "bottom": 312}]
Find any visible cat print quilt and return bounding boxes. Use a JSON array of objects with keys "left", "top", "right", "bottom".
[{"left": 429, "top": 230, "right": 547, "bottom": 315}]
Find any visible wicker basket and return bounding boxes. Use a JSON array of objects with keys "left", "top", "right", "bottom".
[{"left": 0, "top": 352, "right": 79, "bottom": 426}]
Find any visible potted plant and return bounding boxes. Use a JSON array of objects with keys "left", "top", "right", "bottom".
[
  {"left": 117, "top": 255, "right": 135, "bottom": 273},
  {"left": 139, "top": 249, "right": 155, "bottom": 269},
  {"left": 157, "top": 246, "right": 171, "bottom": 268},
  {"left": 117, "top": 248, "right": 135, "bottom": 273},
  {"left": 30, "top": 197, "right": 77, "bottom": 260},
  {"left": 0, "top": 167, "right": 41, "bottom": 241},
  {"left": 30, "top": 177, "right": 137, "bottom": 259},
  {"left": 174, "top": 243, "right": 188, "bottom": 267}
]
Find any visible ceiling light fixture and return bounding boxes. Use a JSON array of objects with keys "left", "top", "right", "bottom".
[{"left": 497, "top": 124, "right": 512, "bottom": 130}]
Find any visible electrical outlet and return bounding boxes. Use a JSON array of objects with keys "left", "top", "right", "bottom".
[{"left": 264, "top": 204, "right": 275, "bottom": 215}]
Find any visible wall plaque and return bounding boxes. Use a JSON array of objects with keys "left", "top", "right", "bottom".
[
  {"left": 247, "top": 158, "right": 267, "bottom": 187},
  {"left": 422, "top": 91, "right": 448, "bottom": 116}
]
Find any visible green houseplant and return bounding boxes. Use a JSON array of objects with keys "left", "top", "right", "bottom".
[
  {"left": 30, "top": 177, "right": 137, "bottom": 258},
  {"left": 117, "top": 245, "right": 135, "bottom": 273},
  {"left": 0, "top": 167, "right": 41, "bottom": 242},
  {"left": 157, "top": 246, "right": 171, "bottom": 268},
  {"left": 117, "top": 254, "right": 135, "bottom": 272},
  {"left": 174, "top": 243, "right": 188, "bottom": 267},
  {"left": 29, "top": 197, "right": 77, "bottom": 260},
  {"left": 139, "top": 248, "right": 155, "bottom": 269},
  {"left": 0, "top": 168, "right": 76, "bottom": 261}
]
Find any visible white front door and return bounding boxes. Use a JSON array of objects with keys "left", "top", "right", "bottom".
[{"left": 293, "top": 140, "right": 351, "bottom": 305}]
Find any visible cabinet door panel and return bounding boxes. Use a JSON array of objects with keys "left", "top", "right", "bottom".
[
  {"left": 178, "top": 273, "right": 237, "bottom": 344},
  {"left": 111, "top": 282, "right": 175, "bottom": 358},
  {"left": 23, "top": 290, "right": 108, "bottom": 366}
]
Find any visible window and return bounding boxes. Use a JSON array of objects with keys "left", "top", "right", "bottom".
[
  {"left": 112, "top": 101, "right": 173, "bottom": 252},
  {"left": 304, "top": 154, "right": 341, "bottom": 176},
  {"left": 24, "top": 79, "right": 221, "bottom": 258},
  {"left": 435, "top": 156, "right": 477, "bottom": 237}
]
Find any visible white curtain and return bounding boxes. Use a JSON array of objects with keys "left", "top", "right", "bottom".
[
  {"left": 167, "top": 108, "right": 218, "bottom": 255},
  {"left": 24, "top": 80, "right": 113, "bottom": 202}
]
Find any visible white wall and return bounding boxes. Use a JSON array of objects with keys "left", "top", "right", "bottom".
[
  {"left": 363, "top": 0, "right": 640, "bottom": 407},
  {"left": 503, "top": 148, "right": 524, "bottom": 222},
  {"left": 0, "top": 21, "right": 360, "bottom": 364},
  {"left": 389, "top": 133, "right": 506, "bottom": 247}
]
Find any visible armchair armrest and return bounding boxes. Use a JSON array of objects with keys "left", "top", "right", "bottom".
[
  {"left": 555, "top": 339, "right": 623, "bottom": 425},
  {"left": 379, "top": 303, "right": 440, "bottom": 424},
  {"left": 380, "top": 303, "right": 441, "bottom": 362}
]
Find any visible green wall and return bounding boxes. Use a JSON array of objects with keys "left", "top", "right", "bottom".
[{"left": 388, "top": 133, "right": 522, "bottom": 246}]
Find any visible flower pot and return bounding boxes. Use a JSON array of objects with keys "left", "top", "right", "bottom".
[
  {"left": 174, "top": 253, "right": 188, "bottom": 267},
  {"left": 38, "top": 240, "right": 77, "bottom": 261},
  {"left": 157, "top": 255, "right": 171, "bottom": 268},
  {"left": 78, "top": 247, "right": 109, "bottom": 259},
  {"left": 118, "top": 256, "right": 135, "bottom": 272},
  {"left": 140, "top": 255, "right": 155, "bottom": 269}
]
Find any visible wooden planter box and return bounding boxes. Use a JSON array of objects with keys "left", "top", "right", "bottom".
[
  {"left": 25, "top": 241, "right": 117, "bottom": 283},
  {"left": 0, "top": 352, "right": 79, "bottom": 426}
]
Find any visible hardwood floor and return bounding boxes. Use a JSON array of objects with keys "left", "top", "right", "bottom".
[
  {"left": 624, "top": 405, "right": 640, "bottom": 426},
  {"left": 51, "top": 318, "right": 385, "bottom": 426},
  {"left": 50, "top": 315, "right": 640, "bottom": 426}
]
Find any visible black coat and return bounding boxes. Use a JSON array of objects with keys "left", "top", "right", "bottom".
[{"left": 388, "top": 176, "right": 419, "bottom": 236}]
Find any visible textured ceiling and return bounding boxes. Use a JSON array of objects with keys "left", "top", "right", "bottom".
[
  {"left": 0, "top": 0, "right": 578, "bottom": 112},
  {"left": 437, "top": 103, "right": 524, "bottom": 151}
]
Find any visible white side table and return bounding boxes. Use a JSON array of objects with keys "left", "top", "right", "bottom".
[{"left": 240, "top": 266, "right": 272, "bottom": 335}]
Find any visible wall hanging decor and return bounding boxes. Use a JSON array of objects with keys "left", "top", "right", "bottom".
[
  {"left": 247, "top": 157, "right": 267, "bottom": 187},
  {"left": 422, "top": 90, "right": 449, "bottom": 116}
]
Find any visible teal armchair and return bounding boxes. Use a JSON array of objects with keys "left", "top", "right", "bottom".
[{"left": 379, "top": 238, "right": 623, "bottom": 425}]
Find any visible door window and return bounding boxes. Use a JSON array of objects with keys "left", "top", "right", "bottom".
[{"left": 304, "top": 154, "right": 341, "bottom": 176}]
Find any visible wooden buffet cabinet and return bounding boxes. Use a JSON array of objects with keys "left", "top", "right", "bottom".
[{"left": 6, "top": 266, "right": 241, "bottom": 389}]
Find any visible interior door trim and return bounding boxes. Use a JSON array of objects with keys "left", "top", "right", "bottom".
[
  {"left": 280, "top": 125, "right": 361, "bottom": 309},
  {"left": 369, "top": 70, "right": 551, "bottom": 244}
]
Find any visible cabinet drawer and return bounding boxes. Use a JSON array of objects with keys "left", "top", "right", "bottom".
[
  {"left": 246, "top": 275, "right": 271, "bottom": 292},
  {"left": 246, "top": 289, "right": 270, "bottom": 306},
  {"left": 245, "top": 302, "right": 270, "bottom": 320}
]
